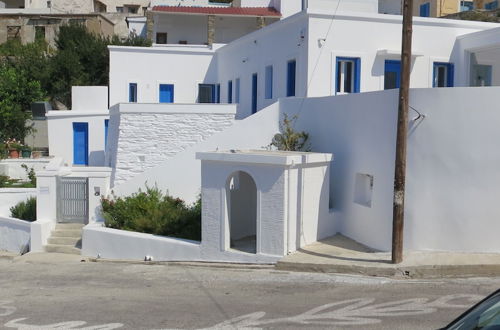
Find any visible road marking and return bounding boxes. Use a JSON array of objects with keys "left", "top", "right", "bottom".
[
  {"left": 3, "top": 319, "right": 124, "bottom": 330},
  {"left": 0, "top": 301, "right": 16, "bottom": 317},
  {"left": 1, "top": 294, "right": 483, "bottom": 329}
]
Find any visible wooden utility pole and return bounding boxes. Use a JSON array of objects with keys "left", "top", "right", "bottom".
[{"left": 392, "top": 0, "right": 414, "bottom": 264}]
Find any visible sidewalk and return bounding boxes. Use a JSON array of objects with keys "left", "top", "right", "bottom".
[{"left": 277, "top": 234, "right": 500, "bottom": 278}]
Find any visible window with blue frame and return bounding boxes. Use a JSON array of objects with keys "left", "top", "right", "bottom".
[
  {"left": 159, "top": 84, "right": 174, "bottom": 103},
  {"left": 287, "top": 59, "right": 296, "bottom": 97},
  {"left": 420, "top": 2, "right": 430, "bottom": 17},
  {"left": 265, "top": 65, "right": 273, "bottom": 99},
  {"left": 228, "top": 80, "right": 233, "bottom": 104},
  {"left": 235, "top": 78, "right": 240, "bottom": 103},
  {"left": 129, "top": 83, "right": 137, "bottom": 102},
  {"left": 335, "top": 57, "right": 360, "bottom": 94},
  {"left": 251, "top": 73, "right": 258, "bottom": 113},
  {"left": 384, "top": 60, "right": 401, "bottom": 90},
  {"left": 433, "top": 62, "right": 454, "bottom": 87},
  {"left": 215, "top": 84, "right": 221, "bottom": 103},
  {"left": 485, "top": 0, "right": 498, "bottom": 9},
  {"left": 198, "top": 84, "right": 215, "bottom": 103}
]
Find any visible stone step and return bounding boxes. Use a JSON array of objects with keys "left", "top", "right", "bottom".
[
  {"left": 45, "top": 244, "right": 81, "bottom": 255},
  {"left": 48, "top": 236, "right": 81, "bottom": 246},
  {"left": 51, "top": 229, "right": 82, "bottom": 238},
  {"left": 55, "top": 223, "right": 85, "bottom": 230}
]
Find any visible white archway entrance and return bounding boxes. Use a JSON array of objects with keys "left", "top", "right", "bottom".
[{"left": 226, "top": 171, "right": 257, "bottom": 254}]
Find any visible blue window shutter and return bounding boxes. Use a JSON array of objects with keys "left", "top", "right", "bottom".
[
  {"left": 73, "top": 122, "right": 88, "bottom": 166},
  {"left": 252, "top": 73, "right": 258, "bottom": 113},
  {"left": 159, "top": 84, "right": 174, "bottom": 103},
  {"left": 228, "top": 80, "right": 233, "bottom": 104},
  {"left": 129, "top": 83, "right": 137, "bottom": 102},
  {"left": 104, "top": 119, "right": 109, "bottom": 148},
  {"left": 447, "top": 63, "right": 454, "bottom": 87},
  {"left": 287, "top": 60, "right": 296, "bottom": 97},
  {"left": 354, "top": 58, "right": 361, "bottom": 93},
  {"left": 420, "top": 2, "right": 430, "bottom": 16},
  {"left": 265, "top": 65, "right": 273, "bottom": 99}
]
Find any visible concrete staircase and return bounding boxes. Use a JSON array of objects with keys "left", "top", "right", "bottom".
[{"left": 45, "top": 223, "right": 84, "bottom": 255}]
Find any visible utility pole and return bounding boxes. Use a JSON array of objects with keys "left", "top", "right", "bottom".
[{"left": 392, "top": 0, "right": 413, "bottom": 264}]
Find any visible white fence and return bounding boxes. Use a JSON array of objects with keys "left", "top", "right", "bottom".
[{"left": 0, "top": 188, "right": 36, "bottom": 217}]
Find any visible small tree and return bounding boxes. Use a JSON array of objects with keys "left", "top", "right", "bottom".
[
  {"left": 270, "top": 114, "right": 311, "bottom": 152},
  {"left": 0, "top": 63, "right": 45, "bottom": 142}
]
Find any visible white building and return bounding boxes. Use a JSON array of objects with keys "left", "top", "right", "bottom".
[{"left": 35, "top": 6, "right": 500, "bottom": 260}]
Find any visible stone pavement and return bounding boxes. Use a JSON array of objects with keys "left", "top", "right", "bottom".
[{"left": 277, "top": 234, "right": 500, "bottom": 278}]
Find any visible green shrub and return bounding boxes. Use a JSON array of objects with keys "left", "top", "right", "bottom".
[
  {"left": 101, "top": 187, "right": 201, "bottom": 241},
  {"left": 10, "top": 196, "right": 37, "bottom": 221},
  {"left": 270, "top": 114, "right": 311, "bottom": 151}
]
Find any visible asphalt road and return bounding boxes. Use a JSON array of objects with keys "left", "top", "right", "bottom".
[{"left": 0, "top": 256, "right": 498, "bottom": 330}]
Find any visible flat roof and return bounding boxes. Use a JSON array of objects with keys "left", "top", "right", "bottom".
[
  {"left": 196, "top": 150, "right": 333, "bottom": 166},
  {"left": 152, "top": 6, "right": 281, "bottom": 17}
]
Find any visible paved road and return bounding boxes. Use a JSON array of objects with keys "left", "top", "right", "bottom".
[{"left": 0, "top": 256, "right": 498, "bottom": 329}]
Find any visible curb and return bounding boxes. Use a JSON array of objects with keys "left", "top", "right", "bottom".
[
  {"left": 276, "top": 261, "right": 500, "bottom": 279},
  {"left": 88, "top": 257, "right": 276, "bottom": 270}
]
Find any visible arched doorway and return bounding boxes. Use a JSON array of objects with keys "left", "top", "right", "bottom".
[{"left": 226, "top": 171, "right": 257, "bottom": 254}]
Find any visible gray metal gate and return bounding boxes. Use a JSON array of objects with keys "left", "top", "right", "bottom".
[{"left": 57, "top": 177, "right": 89, "bottom": 223}]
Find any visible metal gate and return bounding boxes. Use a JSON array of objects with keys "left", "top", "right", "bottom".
[{"left": 57, "top": 177, "right": 89, "bottom": 223}]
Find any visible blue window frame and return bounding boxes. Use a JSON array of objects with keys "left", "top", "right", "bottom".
[
  {"left": 420, "top": 2, "right": 430, "bottom": 17},
  {"left": 251, "top": 73, "right": 258, "bottom": 114},
  {"left": 287, "top": 59, "right": 296, "bottom": 97},
  {"left": 104, "top": 119, "right": 109, "bottom": 148},
  {"left": 73, "top": 122, "right": 88, "bottom": 166},
  {"left": 159, "top": 84, "right": 174, "bottom": 103},
  {"left": 228, "top": 80, "right": 233, "bottom": 104},
  {"left": 265, "top": 65, "right": 273, "bottom": 99},
  {"left": 216, "top": 84, "right": 221, "bottom": 103},
  {"left": 485, "top": 0, "right": 498, "bottom": 9},
  {"left": 235, "top": 78, "right": 240, "bottom": 103},
  {"left": 335, "top": 57, "right": 361, "bottom": 94},
  {"left": 384, "top": 60, "right": 401, "bottom": 90},
  {"left": 433, "top": 62, "right": 454, "bottom": 87},
  {"left": 129, "top": 83, "right": 137, "bottom": 103}
]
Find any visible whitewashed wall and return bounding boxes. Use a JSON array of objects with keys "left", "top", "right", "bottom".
[
  {"left": 113, "top": 102, "right": 281, "bottom": 202},
  {"left": 47, "top": 111, "right": 109, "bottom": 166},
  {"left": 0, "top": 188, "right": 36, "bottom": 217},
  {"left": 82, "top": 224, "right": 201, "bottom": 261},
  {"left": 216, "top": 13, "right": 309, "bottom": 118},
  {"left": 108, "top": 103, "right": 236, "bottom": 186},
  {"left": 0, "top": 159, "right": 50, "bottom": 180},
  {"left": 109, "top": 45, "right": 218, "bottom": 107},
  {"left": 281, "top": 91, "right": 398, "bottom": 252},
  {"left": 305, "top": 12, "right": 500, "bottom": 98},
  {"left": 283, "top": 87, "right": 500, "bottom": 253},
  {"left": 404, "top": 87, "right": 500, "bottom": 253},
  {"left": 0, "top": 216, "right": 30, "bottom": 254}
]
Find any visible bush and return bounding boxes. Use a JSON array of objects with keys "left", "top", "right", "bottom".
[
  {"left": 10, "top": 196, "right": 37, "bottom": 221},
  {"left": 270, "top": 114, "right": 311, "bottom": 151},
  {"left": 101, "top": 187, "right": 201, "bottom": 241}
]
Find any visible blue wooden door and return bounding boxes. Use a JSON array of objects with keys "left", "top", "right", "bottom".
[
  {"left": 73, "top": 122, "right": 88, "bottom": 166},
  {"left": 384, "top": 60, "right": 401, "bottom": 90},
  {"left": 159, "top": 84, "right": 174, "bottom": 103}
]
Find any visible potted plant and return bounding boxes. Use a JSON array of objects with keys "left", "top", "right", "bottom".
[
  {"left": 21, "top": 145, "right": 32, "bottom": 158},
  {"left": 4, "top": 139, "right": 23, "bottom": 159}
]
